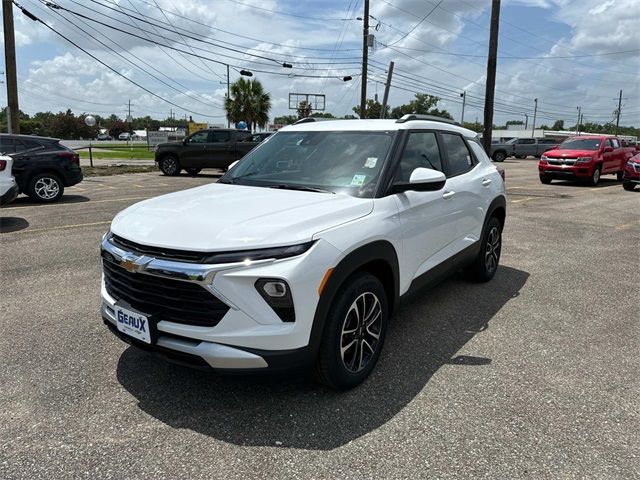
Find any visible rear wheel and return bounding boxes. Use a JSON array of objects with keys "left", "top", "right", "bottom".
[
  {"left": 314, "top": 273, "right": 388, "bottom": 390},
  {"left": 27, "top": 173, "right": 64, "bottom": 203},
  {"left": 159, "top": 155, "right": 181, "bottom": 176},
  {"left": 185, "top": 168, "right": 202, "bottom": 176},
  {"left": 466, "top": 217, "right": 502, "bottom": 283},
  {"left": 623, "top": 181, "right": 635, "bottom": 191},
  {"left": 588, "top": 166, "right": 601, "bottom": 186},
  {"left": 493, "top": 151, "right": 506, "bottom": 162}
]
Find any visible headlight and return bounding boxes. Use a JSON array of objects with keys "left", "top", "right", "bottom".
[
  {"left": 627, "top": 160, "right": 636, "bottom": 167},
  {"left": 540, "top": 155, "right": 548, "bottom": 161},
  {"left": 202, "top": 241, "right": 315, "bottom": 264},
  {"left": 576, "top": 156, "right": 592, "bottom": 163}
]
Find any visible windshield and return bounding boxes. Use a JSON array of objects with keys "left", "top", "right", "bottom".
[
  {"left": 221, "top": 131, "right": 395, "bottom": 198},
  {"left": 557, "top": 138, "right": 601, "bottom": 150}
]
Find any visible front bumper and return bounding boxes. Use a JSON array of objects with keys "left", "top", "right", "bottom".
[
  {"left": 0, "top": 183, "right": 19, "bottom": 206},
  {"left": 539, "top": 162, "right": 593, "bottom": 178},
  {"left": 100, "top": 235, "right": 342, "bottom": 371},
  {"left": 623, "top": 167, "right": 640, "bottom": 183}
]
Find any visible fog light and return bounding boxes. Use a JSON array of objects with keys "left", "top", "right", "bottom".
[
  {"left": 262, "top": 281, "right": 287, "bottom": 297},
  {"left": 255, "top": 278, "right": 295, "bottom": 322}
]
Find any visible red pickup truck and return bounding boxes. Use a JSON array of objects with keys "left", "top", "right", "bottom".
[{"left": 538, "top": 136, "right": 631, "bottom": 186}]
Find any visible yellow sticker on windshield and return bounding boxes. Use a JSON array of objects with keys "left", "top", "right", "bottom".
[{"left": 351, "top": 174, "right": 366, "bottom": 186}]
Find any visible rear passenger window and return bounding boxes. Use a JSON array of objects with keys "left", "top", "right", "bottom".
[
  {"left": 441, "top": 133, "right": 474, "bottom": 177},
  {"left": 519, "top": 138, "right": 535, "bottom": 144},
  {"left": 394, "top": 132, "right": 443, "bottom": 183},
  {"left": 211, "top": 131, "right": 231, "bottom": 143}
]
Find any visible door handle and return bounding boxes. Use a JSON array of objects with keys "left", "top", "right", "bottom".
[
  {"left": 442, "top": 190, "right": 455, "bottom": 200},
  {"left": 482, "top": 178, "right": 492, "bottom": 186}
]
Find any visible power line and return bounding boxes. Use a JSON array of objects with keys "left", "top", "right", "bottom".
[{"left": 387, "top": 0, "right": 443, "bottom": 47}]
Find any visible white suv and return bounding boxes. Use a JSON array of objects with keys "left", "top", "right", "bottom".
[
  {"left": 0, "top": 155, "right": 18, "bottom": 206},
  {"left": 100, "top": 115, "right": 506, "bottom": 389}
]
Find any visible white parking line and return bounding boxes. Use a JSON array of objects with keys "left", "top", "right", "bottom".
[{"left": 589, "top": 185, "right": 620, "bottom": 191}]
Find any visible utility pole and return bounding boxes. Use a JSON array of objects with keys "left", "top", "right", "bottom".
[
  {"left": 575, "top": 106, "right": 581, "bottom": 133},
  {"left": 226, "top": 64, "right": 230, "bottom": 128},
  {"left": 3, "top": 0, "right": 20, "bottom": 133},
  {"left": 379, "top": 61, "right": 394, "bottom": 119},
  {"left": 615, "top": 89, "right": 622, "bottom": 137},
  {"left": 359, "top": 0, "right": 370, "bottom": 118},
  {"left": 482, "top": 0, "right": 500, "bottom": 153},
  {"left": 531, "top": 98, "right": 538, "bottom": 138},
  {"left": 460, "top": 91, "right": 466, "bottom": 124},
  {"left": 127, "top": 99, "right": 132, "bottom": 120},
  {"left": 524, "top": 114, "right": 528, "bottom": 130}
]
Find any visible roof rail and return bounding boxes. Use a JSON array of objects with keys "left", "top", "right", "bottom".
[
  {"left": 395, "top": 114, "right": 460, "bottom": 126},
  {"left": 293, "top": 117, "right": 340, "bottom": 125}
]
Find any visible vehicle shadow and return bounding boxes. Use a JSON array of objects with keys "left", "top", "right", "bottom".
[
  {"left": 116, "top": 265, "right": 528, "bottom": 450},
  {"left": 0, "top": 216, "right": 29, "bottom": 233},
  {"left": 5, "top": 195, "right": 90, "bottom": 207},
  {"left": 552, "top": 178, "right": 619, "bottom": 188}
]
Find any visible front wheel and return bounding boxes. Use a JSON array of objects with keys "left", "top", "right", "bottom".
[
  {"left": 27, "top": 173, "right": 64, "bottom": 203},
  {"left": 623, "top": 181, "right": 635, "bottom": 191},
  {"left": 588, "top": 166, "right": 601, "bottom": 186},
  {"left": 466, "top": 217, "right": 502, "bottom": 283},
  {"left": 493, "top": 151, "right": 506, "bottom": 162},
  {"left": 540, "top": 174, "right": 552, "bottom": 184},
  {"left": 314, "top": 273, "right": 388, "bottom": 390},
  {"left": 159, "top": 155, "right": 181, "bottom": 176}
]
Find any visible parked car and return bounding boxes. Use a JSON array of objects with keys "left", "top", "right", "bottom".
[
  {"left": 0, "top": 134, "right": 83, "bottom": 202},
  {"left": 538, "top": 136, "right": 627, "bottom": 186},
  {"left": 154, "top": 129, "right": 261, "bottom": 175},
  {"left": 250, "top": 132, "right": 274, "bottom": 142},
  {"left": 488, "top": 138, "right": 516, "bottom": 162},
  {"left": 100, "top": 115, "right": 506, "bottom": 389},
  {"left": 118, "top": 132, "right": 131, "bottom": 141},
  {"left": 0, "top": 155, "right": 19, "bottom": 206},
  {"left": 97, "top": 133, "right": 112, "bottom": 141},
  {"left": 511, "top": 137, "right": 558, "bottom": 158},
  {"left": 622, "top": 153, "right": 640, "bottom": 191}
]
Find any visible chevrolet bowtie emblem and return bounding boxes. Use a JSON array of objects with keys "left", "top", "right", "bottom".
[{"left": 120, "top": 259, "right": 138, "bottom": 273}]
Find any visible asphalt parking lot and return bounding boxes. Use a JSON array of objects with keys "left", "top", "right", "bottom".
[{"left": 1, "top": 161, "right": 638, "bottom": 479}]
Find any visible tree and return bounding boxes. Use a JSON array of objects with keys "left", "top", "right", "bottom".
[
  {"left": 353, "top": 99, "right": 389, "bottom": 119},
  {"left": 297, "top": 100, "right": 312, "bottom": 119},
  {"left": 506, "top": 120, "right": 524, "bottom": 126},
  {"left": 390, "top": 93, "right": 440, "bottom": 119},
  {"left": 224, "top": 77, "right": 271, "bottom": 132},
  {"left": 273, "top": 115, "right": 298, "bottom": 126},
  {"left": 551, "top": 119, "right": 564, "bottom": 130}
]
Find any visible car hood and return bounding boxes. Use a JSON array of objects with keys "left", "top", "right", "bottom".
[
  {"left": 110, "top": 183, "right": 373, "bottom": 251},
  {"left": 544, "top": 149, "right": 597, "bottom": 157}
]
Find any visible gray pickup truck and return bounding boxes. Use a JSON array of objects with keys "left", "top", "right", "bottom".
[
  {"left": 155, "top": 129, "right": 261, "bottom": 176},
  {"left": 511, "top": 137, "right": 558, "bottom": 159},
  {"left": 489, "top": 137, "right": 558, "bottom": 162}
]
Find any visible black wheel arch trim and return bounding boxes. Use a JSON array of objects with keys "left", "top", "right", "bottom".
[{"left": 307, "top": 240, "right": 400, "bottom": 356}]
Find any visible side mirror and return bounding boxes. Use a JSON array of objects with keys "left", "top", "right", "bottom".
[
  {"left": 392, "top": 168, "right": 446, "bottom": 193},
  {"left": 604, "top": 146, "right": 613, "bottom": 153}
]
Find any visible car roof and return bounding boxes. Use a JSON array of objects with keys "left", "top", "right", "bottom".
[
  {"left": 0, "top": 133, "right": 60, "bottom": 142},
  {"left": 280, "top": 118, "right": 477, "bottom": 138}
]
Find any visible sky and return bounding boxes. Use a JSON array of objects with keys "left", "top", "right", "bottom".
[{"left": 2, "top": 0, "right": 639, "bottom": 128}]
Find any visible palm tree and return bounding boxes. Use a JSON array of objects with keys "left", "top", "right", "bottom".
[{"left": 224, "top": 78, "right": 271, "bottom": 132}]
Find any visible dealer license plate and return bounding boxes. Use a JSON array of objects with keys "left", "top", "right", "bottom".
[{"left": 114, "top": 304, "right": 151, "bottom": 344}]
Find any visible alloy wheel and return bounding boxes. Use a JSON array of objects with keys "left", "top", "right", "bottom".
[
  {"left": 340, "top": 292, "right": 382, "bottom": 373},
  {"left": 34, "top": 177, "right": 60, "bottom": 200},
  {"left": 484, "top": 226, "right": 501, "bottom": 273}
]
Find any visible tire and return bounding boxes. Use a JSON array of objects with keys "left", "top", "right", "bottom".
[
  {"left": 185, "top": 168, "right": 202, "bottom": 176},
  {"left": 623, "top": 181, "right": 635, "bottom": 191},
  {"left": 27, "top": 173, "right": 64, "bottom": 203},
  {"left": 314, "top": 272, "right": 388, "bottom": 390},
  {"left": 493, "top": 151, "right": 506, "bottom": 162},
  {"left": 159, "top": 155, "right": 181, "bottom": 176},
  {"left": 616, "top": 171, "right": 623, "bottom": 182},
  {"left": 539, "top": 175, "right": 552, "bottom": 184},
  {"left": 588, "top": 165, "right": 601, "bottom": 186},
  {"left": 466, "top": 216, "right": 502, "bottom": 283}
]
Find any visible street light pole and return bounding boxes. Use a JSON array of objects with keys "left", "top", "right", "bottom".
[
  {"left": 524, "top": 114, "right": 528, "bottom": 130},
  {"left": 531, "top": 98, "right": 538, "bottom": 138},
  {"left": 460, "top": 91, "right": 466, "bottom": 124},
  {"left": 576, "top": 106, "right": 581, "bottom": 134}
]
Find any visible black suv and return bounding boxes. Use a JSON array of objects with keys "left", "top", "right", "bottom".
[{"left": 0, "top": 134, "right": 83, "bottom": 203}]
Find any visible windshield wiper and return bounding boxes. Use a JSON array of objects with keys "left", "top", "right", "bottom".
[{"left": 268, "top": 184, "right": 334, "bottom": 194}]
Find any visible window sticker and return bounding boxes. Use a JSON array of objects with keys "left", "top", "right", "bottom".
[
  {"left": 364, "top": 157, "right": 378, "bottom": 168},
  {"left": 350, "top": 174, "right": 366, "bottom": 186}
]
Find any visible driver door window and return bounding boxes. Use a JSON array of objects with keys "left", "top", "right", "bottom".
[
  {"left": 187, "top": 131, "right": 209, "bottom": 144},
  {"left": 394, "top": 131, "right": 443, "bottom": 183}
]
